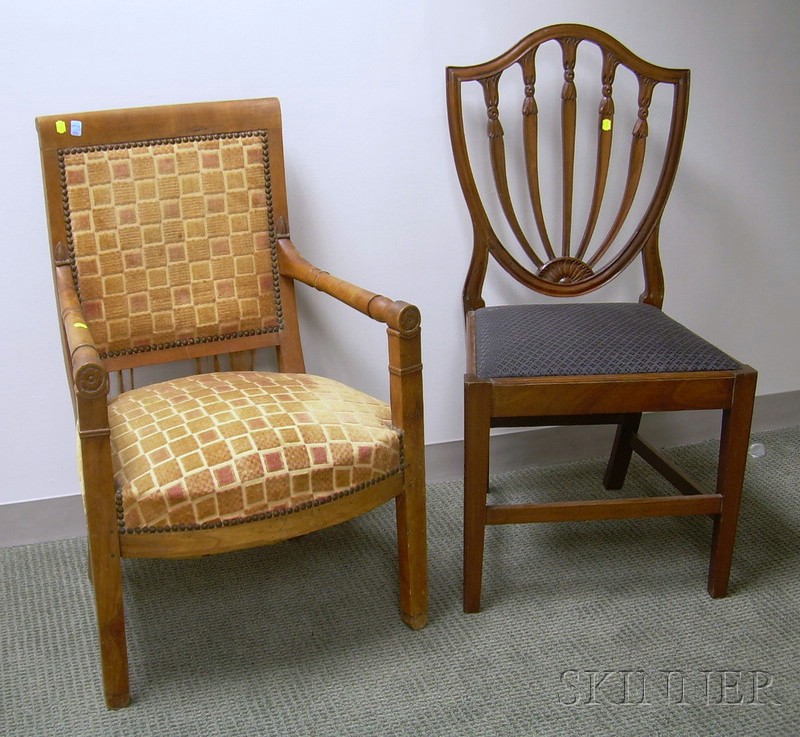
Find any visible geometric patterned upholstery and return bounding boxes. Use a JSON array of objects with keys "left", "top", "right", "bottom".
[
  {"left": 475, "top": 302, "right": 741, "bottom": 379},
  {"left": 60, "top": 133, "right": 281, "bottom": 358},
  {"left": 107, "top": 372, "right": 402, "bottom": 533}
]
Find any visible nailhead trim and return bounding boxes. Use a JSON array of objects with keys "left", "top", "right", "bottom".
[{"left": 116, "top": 460, "right": 406, "bottom": 535}]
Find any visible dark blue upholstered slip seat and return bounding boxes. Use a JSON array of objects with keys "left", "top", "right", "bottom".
[{"left": 474, "top": 303, "right": 741, "bottom": 379}]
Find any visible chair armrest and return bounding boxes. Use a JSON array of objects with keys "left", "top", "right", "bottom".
[
  {"left": 277, "top": 237, "right": 423, "bottom": 448},
  {"left": 278, "top": 238, "right": 421, "bottom": 337},
  {"left": 55, "top": 262, "right": 108, "bottom": 399}
]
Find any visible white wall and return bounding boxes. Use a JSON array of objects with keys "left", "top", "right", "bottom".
[{"left": 2, "top": 0, "right": 798, "bottom": 505}]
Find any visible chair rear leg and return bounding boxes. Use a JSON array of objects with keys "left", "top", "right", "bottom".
[
  {"left": 603, "top": 414, "right": 642, "bottom": 490},
  {"left": 464, "top": 380, "right": 492, "bottom": 613},
  {"left": 87, "top": 535, "right": 131, "bottom": 708},
  {"left": 707, "top": 369, "right": 757, "bottom": 597}
]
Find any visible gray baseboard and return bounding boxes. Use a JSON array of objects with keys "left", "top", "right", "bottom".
[
  {"left": 1, "top": 493, "right": 87, "bottom": 549},
  {"left": 2, "top": 390, "right": 798, "bottom": 549}
]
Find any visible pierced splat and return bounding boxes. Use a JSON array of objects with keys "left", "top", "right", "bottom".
[
  {"left": 446, "top": 24, "right": 690, "bottom": 308},
  {"left": 633, "top": 76, "right": 657, "bottom": 139},
  {"left": 586, "top": 74, "right": 658, "bottom": 269},
  {"left": 559, "top": 37, "right": 580, "bottom": 258},
  {"left": 480, "top": 74, "right": 504, "bottom": 140},
  {"left": 519, "top": 49, "right": 556, "bottom": 263},
  {"left": 479, "top": 75, "right": 541, "bottom": 267},
  {"left": 575, "top": 50, "right": 620, "bottom": 261}
]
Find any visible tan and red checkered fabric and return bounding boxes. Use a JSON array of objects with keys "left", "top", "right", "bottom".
[
  {"left": 108, "top": 372, "right": 403, "bottom": 532},
  {"left": 60, "top": 133, "right": 280, "bottom": 357}
]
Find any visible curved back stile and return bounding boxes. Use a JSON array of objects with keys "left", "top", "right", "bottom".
[{"left": 446, "top": 24, "right": 690, "bottom": 310}]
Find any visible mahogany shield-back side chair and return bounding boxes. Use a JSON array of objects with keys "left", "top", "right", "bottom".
[
  {"left": 446, "top": 25, "right": 757, "bottom": 612},
  {"left": 37, "top": 98, "right": 427, "bottom": 708}
]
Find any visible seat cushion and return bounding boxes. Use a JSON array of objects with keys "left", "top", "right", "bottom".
[
  {"left": 474, "top": 302, "right": 741, "bottom": 378},
  {"left": 108, "top": 371, "right": 402, "bottom": 532}
]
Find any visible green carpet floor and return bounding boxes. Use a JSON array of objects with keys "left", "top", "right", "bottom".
[{"left": 2, "top": 426, "right": 798, "bottom": 735}]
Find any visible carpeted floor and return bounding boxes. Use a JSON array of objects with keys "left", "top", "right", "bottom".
[{"left": 2, "top": 426, "right": 799, "bottom": 736}]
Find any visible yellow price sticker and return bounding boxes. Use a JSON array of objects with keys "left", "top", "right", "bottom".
[
  {"left": 55, "top": 120, "right": 67, "bottom": 134},
  {"left": 602, "top": 118, "right": 612, "bottom": 132},
  {"left": 73, "top": 322, "right": 88, "bottom": 329}
]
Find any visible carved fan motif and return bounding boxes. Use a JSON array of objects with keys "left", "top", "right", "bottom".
[{"left": 538, "top": 257, "right": 594, "bottom": 284}]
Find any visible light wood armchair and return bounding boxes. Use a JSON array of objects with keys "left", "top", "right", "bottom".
[{"left": 37, "top": 98, "right": 427, "bottom": 707}]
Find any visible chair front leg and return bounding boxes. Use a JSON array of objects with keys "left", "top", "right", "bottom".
[
  {"left": 707, "top": 368, "right": 757, "bottom": 598},
  {"left": 87, "top": 531, "right": 130, "bottom": 708},
  {"left": 388, "top": 321, "right": 428, "bottom": 629},
  {"left": 395, "top": 474, "right": 428, "bottom": 629},
  {"left": 464, "top": 379, "right": 492, "bottom": 613},
  {"left": 80, "top": 428, "right": 131, "bottom": 708}
]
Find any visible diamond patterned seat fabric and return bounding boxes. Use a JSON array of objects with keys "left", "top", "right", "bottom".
[
  {"left": 108, "top": 372, "right": 402, "bottom": 532},
  {"left": 474, "top": 302, "right": 741, "bottom": 379}
]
